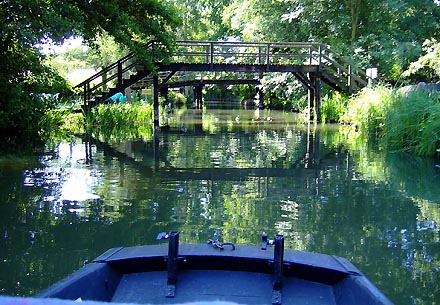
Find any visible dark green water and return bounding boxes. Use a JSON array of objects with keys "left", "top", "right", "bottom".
[{"left": 1, "top": 108, "right": 439, "bottom": 305}]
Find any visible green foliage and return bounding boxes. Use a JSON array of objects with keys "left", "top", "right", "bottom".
[
  {"left": 38, "top": 105, "right": 85, "bottom": 142},
  {"left": 383, "top": 89, "right": 440, "bottom": 156},
  {"left": 222, "top": 0, "right": 440, "bottom": 82},
  {"left": 0, "top": 45, "right": 73, "bottom": 136},
  {"left": 342, "top": 86, "right": 392, "bottom": 137},
  {"left": 403, "top": 39, "right": 440, "bottom": 82},
  {"left": 320, "top": 92, "right": 349, "bottom": 124},
  {"left": 1, "top": 0, "right": 179, "bottom": 137},
  {"left": 86, "top": 102, "right": 154, "bottom": 140},
  {"left": 46, "top": 33, "right": 130, "bottom": 83},
  {"left": 168, "top": 91, "right": 187, "bottom": 105},
  {"left": 259, "top": 73, "right": 307, "bottom": 110},
  {"left": 343, "top": 85, "right": 440, "bottom": 156},
  {"left": 65, "top": 0, "right": 179, "bottom": 61},
  {"left": 171, "top": 0, "right": 231, "bottom": 40}
]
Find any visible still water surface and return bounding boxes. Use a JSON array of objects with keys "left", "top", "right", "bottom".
[{"left": 0, "top": 108, "right": 439, "bottom": 305}]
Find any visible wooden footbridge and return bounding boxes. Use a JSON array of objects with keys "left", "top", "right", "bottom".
[{"left": 75, "top": 41, "right": 370, "bottom": 124}]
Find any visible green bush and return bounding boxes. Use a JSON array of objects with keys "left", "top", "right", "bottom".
[
  {"left": 39, "top": 106, "right": 84, "bottom": 141},
  {"left": 168, "top": 91, "right": 187, "bottom": 105},
  {"left": 1, "top": 55, "right": 73, "bottom": 137}
]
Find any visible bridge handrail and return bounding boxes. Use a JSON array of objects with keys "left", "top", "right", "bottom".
[
  {"left": 322, "top": 45, "right": 369, "bottom": 83},
  {"left": 320, "top": 53, "right": 368, "bottom": 86},
  {"left": 173, "top": 41, "right": 325, "bottom": 66},
  {"left": 73, "top": 52, "right": 135, "bottom": 89}
]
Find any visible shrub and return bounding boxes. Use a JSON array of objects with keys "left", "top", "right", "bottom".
[{"left": 341, "top": 85, "right": 393, "bottom": 138}]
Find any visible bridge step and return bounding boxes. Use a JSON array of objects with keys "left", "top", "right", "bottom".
[{"left": 321, "top": 72, "right": 349, "bottom": 92}]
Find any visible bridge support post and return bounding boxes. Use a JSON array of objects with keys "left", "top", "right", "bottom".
[
  {"left": 153, "top": 75, "right": 160, "bottom": 127},
  {"left": 314, "top": 75, "right": 321, "bottom": 123},
  {"left": 194, "top": 85, "right": 203, "bottom": 109},
  {"left": 257, "top": 87, "right": 264, "bottom": 109},
  {"left": 307, "top": 75, "right": 314, "bottom": 121},
  {"left": 307, "top": 73, "right": 321, "bottom": 123}
]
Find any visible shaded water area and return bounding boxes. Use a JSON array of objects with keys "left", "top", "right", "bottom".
[{"left": 1, "top": 107, "right": 440, "bottom": 305}]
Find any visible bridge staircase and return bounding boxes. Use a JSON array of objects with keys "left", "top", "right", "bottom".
[
  {"left": 74, "top": 52, "right": 153, "bottom": 109},
  {"left": 74, "top": 41, "right": 371, "bottom": 119}
]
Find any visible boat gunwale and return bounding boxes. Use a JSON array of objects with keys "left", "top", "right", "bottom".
[{"left": 92, "top": 244, "right": 359, "bottom": 284}]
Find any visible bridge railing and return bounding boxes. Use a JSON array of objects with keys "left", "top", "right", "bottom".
[
  {"left": 73, "top": 42, "right": 156, "bottom": 105},
  {"left": 74, "top": 53, "right": 137, "bottom": 101},
  {"left": 171, "top": 41, "right": 370, "bottom": 92},
  {"left": 317, "top": 45, "right": 369, "bottom": 92},
  {"left": 172, "top": 41, "right": 325, "bottom": 67}
]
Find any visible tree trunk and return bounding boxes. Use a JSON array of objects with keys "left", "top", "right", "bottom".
[{"left": 350, "top": 0, "right": 362, "bottom": 44}]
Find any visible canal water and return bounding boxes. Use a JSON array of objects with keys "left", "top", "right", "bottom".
[{"left": 0, "top": 108, "right": 439, "bottom": 305}]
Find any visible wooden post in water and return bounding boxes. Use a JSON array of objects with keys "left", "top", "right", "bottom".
[
  {"left": 307, "top": 73, "right": 315, "bottom": 121},
  {"left": 315, "top": 74, "right": 321, "bottom": 123},
  {"left": 153, "top": 75, "right": 159, "bottom": 127},
  {"left": 307, "top": 72, "right": 322, "bottom": 123},
  {"left": 194, "top": 84, "right": 203, "bottom": 109}
]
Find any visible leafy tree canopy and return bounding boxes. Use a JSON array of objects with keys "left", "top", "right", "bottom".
[
  {"left": 222, "top": 0, "right": 440, "bottom": 80},
  {"left": 1, "top": 0, "right": 180, "bottom": 136},
  {"left": 403, "top": 39, "right": 440, "bottom": 82},
  {"left": 46, "top": 33, "right": 131, "bottom": 84},
  {"left": 170, "top": 0, "right": 232, "bottom": 40}
]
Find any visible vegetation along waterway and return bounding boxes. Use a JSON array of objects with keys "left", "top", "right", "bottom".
[{"left": 1, "top": 108, "right": 439, "bottom": 305}]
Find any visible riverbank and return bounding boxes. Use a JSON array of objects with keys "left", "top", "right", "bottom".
[
  {"left": 323, "top": 85, "right": 440, "bottom": 157},
  {"left": 22, "top": 84, "right": 440, "bottom": 158}
]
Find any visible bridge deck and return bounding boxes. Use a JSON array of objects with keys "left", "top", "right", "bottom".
[{"left": 159, "top": 63, "right": 319, "bottom": 73}]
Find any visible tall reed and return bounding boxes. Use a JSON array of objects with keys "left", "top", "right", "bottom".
[
  {"left": 320, "top": 92, "right": 349, "bottom": 123},
  {"left": 86, "top": 101, "right": 154, "bottom": 140},
  {"left": 341, "top": 86, "right": 392, "bottom": 138},
  {"left": 342, "top": 85, "right": 440, "bottom": 156},
  {"left": 39, "top": 102, "right": 85, "bottom": 141},
  {"left": 383, "top": 88, "right": 440, "bottom": 156}
]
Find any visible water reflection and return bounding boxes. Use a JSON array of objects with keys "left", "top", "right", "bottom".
[{"left": 0, "top": 109, "right": 439, "bottom": 305}]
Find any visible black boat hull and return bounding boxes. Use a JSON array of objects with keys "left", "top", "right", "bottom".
[{"left": 32, "top": 244, "right": 393, "bottom": 305}]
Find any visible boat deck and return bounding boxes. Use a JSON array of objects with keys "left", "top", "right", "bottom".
[{"left": 112, "top": 270, "right": 335, "bottom": 305}]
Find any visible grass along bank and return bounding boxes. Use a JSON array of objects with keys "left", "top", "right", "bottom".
[
  {"left": 85, "top": 101, "right": 155, "bottom": 141},
  {"left": 337, "top": 85, "right": 440, "bottom": 157}
]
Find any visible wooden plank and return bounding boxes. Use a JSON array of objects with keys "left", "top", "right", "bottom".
[{"left": 158, "top": 63, "right": 319, "bottom": 73}]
